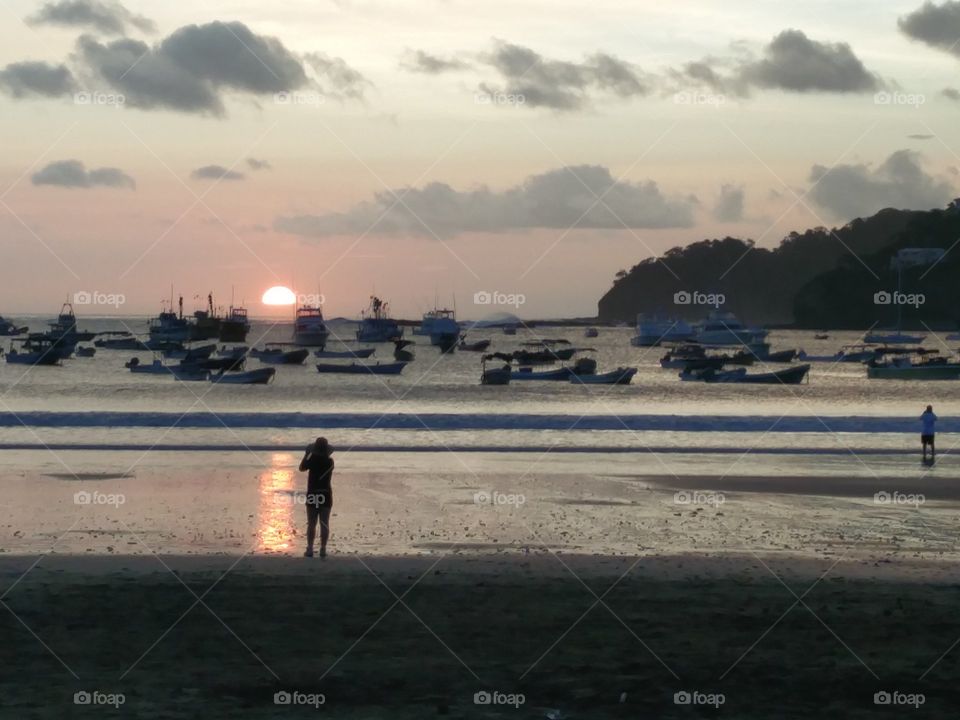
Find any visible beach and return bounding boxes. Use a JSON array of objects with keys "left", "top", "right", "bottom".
[{"left": 3, "top": 449, "right": 960, "bottom": 717}]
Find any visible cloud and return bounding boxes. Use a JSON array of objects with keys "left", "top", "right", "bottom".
[
  {"left": 899, "top": 1, "right": 960, "bottom": 57},
  {"left": 808, "top": 150, "right": 954, "bottom": 220},
  {"left": 31, "top": 159, "right": 135, "bottom": 189},
  {"left": 478, "top": 40, "right": 652, "bottom": 110},
  {"left": 942, "top": 87, "right": 960, "bottom": 100},
  {"left": 0, "top": 61, "right": 76, "bottom": 98},
  {"left": 28, "top": 0, "right": 156, "bottom": 35},
  {"left": 400, "top": 49, "right": 469, "bottom": 74},
  {"left": 713, "top": 184, "right": 745, "bottom": 221},
  {"left": 190, "top": 165, "right": 245, "bottom": 181},
  {"left": 274, "top": 164, "right": 696, "bottom": 238},
  {"left": 74, "top": 21, "right": 310, "bottom": 115},
  {"left": 675, "top": 30, "right": 882, "bottom": 95},
  {"left": 304, "top": 52, "right": 371, "bottom": 100},
  {"left": 907, "top": 133, "right": 935, "bottom": 139},
  {"left": 246, "top": 158, "right": 271, "bottom": 171}
]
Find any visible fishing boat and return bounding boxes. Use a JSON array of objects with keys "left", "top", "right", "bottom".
[
  {"left": 190, "top": 294, "right": 221, "bottom": 340},
  {"left": 294, "top": 305, "right": 329, "bottom": 347},
  {"left": 356, "top": 296, "right": 403, "bottom": 343},
  {"left": 693, "top": 311, "right": 767, "bottom": 346},
  {"left": 211, "top": 367, "right": 276, "bottom": 385},
  {"left": 315, "top": 361, "right": 408, "bottom": 375},
  {"left": 314, "top": 347, "right": 376, "bottom": 359},
  {"left": 125, "top": 357, "right": 171, "bottom": 374},
  {"left": 393, "top": 339, "right": 415, "bottom": 362},
  {"left": 865, "top": 355, "right": 960, "bottom": 380},
  {"left": 480, "top": 356, "right": 511, "bottom": 385},
  {"left": 415, "top": 307, "right": 460, "bottom": 346},
  {"left": 163, "top": 344, "right": 216, "bottom": 361},
  {"left": 459, "top": 338, "right": 491, "bottom": 352},
  {"left": 571, "top": 366, "right": 637, "bottom": 385},
  {"left": 630, "top": 314, "right": 694, "bottom": 347},
  {"left": 29, "top": 303, "right": 94, "bottom": 356},
  {"left": 251, "top": 346, "right": 310, "bottom": 365},
  {"left": 149, "top": 297, "right": 191, "bottom": 343},
  {"left": 680, "top": 363, "right": 810, "bottom": 384},
  {"left": 219, "top": 306, "right": 250, "bottom": 342},
  {"left": 511, "top": 357, "right": 597, "bottom": 381},
  {"left": 0, "top": 316, "right": 27, "bottom": 336},
  {"left": 5, "top": 338, "right": 62, "bottom": 366}
]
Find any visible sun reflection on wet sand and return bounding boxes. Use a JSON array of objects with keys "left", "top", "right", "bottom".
[{"left": 256, "top": 453, "right": 299, "bottom": 553}]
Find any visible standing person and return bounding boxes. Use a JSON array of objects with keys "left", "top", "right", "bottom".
[
  {"left": 299, "top": 437, "right": 334, "bottom": 558},
  {"left": 921, "top": 405, "right": 937, "bottom": 464}
]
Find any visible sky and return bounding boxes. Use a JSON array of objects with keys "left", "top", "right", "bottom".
[{"left": 1, "top": 0, "right": 959, "bottom": 319}]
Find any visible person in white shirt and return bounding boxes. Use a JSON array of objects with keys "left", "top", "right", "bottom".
[{"left": 921, "top": 405, "right": 937, "bottom": 463}]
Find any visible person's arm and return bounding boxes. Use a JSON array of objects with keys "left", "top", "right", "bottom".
[{"left": 299, "top": 447, "right": 313, "bottom": 472}]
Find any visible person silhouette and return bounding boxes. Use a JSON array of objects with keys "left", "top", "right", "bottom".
[
  {"left": 921, "top": 405, "right": 937, "bottom": 464},
  {"left": 299, "top": 437, "right": 334, "bottom": 558}
]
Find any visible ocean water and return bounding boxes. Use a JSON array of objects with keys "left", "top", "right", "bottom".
[{"left": 2, "top": 319, "right": 958, "bottom": 471}]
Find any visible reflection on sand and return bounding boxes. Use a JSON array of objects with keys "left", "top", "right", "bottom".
[{"left": 256, "top": 453, "right": 298, "bottom": 553}]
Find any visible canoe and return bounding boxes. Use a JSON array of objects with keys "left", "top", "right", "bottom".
[
  {"left": 211, "top": 367, "right": 275, "bottom": 385},
  {"left": 314, "top": 348, "right": 376, "bottom": 359},
  {"left": 571, "top": 367, "right": 637, "bottom": 385},
  {"left": 315, "top": 361, "right": 407, "bottom": 375}
]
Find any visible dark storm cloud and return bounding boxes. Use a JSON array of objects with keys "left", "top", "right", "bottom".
[
  {"left": 28, "top": 0, "right": 156, "bottom": 34},
  {"left": 713, "top": 184, "right": 745, "bottom": 222},
  {"left": 191, "top": 165, "right": 245, "bottom": 181},
  {"left": 32, "top": 159, "right": 135, "bottom": 189},
  {"left": 899, "top": 1, "right": 960, "bottom": 56},
  {"left": 0, "top": 61, "right": 76, "bottom": 98},
  {"left": 274, "top": 164, "right": 697, "bottom": 238},
  {"left": 400, "top": 49, "right": 470, "bottom": 74},
  {"left": 808, "top": 150, "right": 954, "bottom": 220}
]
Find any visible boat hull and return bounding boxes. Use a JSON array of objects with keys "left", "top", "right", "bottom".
[
  {"left": 867, "top": 366, "right": 960, "bottom": 380},
  {"left": 315, "top": 361, "right": 407, "bottom": 375}
]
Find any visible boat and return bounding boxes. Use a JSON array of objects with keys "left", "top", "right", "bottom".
[
  {"left": 316, "top": 361, "right": 408, "bottom": 375},
  {"left": 190, "top": 293, "right": 221, "bottom": 340},
  {"left": 415, "top": 307, "right": 460, "bottom": 347},
  {"left": 571, "top": 366, "right": 637, "bottom": 385},
  {"left": 75, "top": 346, "right": 96, "bottom": 358},
  {"left": 758, "top": 348, "right": 798, "bottom": 363},
  {"left": 163, "top": 344, "right": 216, "bottom": 361},
  {"left": 188, "top": 356, "right": 246, "bottom": 372},
  {"left": 503, "top": 325, "right": 518, "bottom": 335},
  {"left": 512, "top": 357, "right": 597, "bottom": 381},
  {"left": 251, "top": 346, "right": 310, "bottom": 365},
  {"left": 630, "top": 314, "right": 695, "bottom": 347},
  {"left": 215, "top": 345, "right": 248, "bottom": 358},
  {"left": 219, "top": 306, "right": 250, "bottom": 342},
  {"left": 170, "top": 366, "right": 210, "bottom": 382},
  {"left": 294, "top": 305, "right": 329, "bottom": 347},
  {"left": 799, "top": 344, "right": 879, "bottom": 363},
  {"left": 149, "top": 297, "right": 191, "bottom": 343},
  {"left": 584, "top": 327, "right": 599, "bottom": 338},
  {"left": 480, "top": 357, "right": 511, "bottom": 385},
  {"left": 96, "top": 335, "right": 149, "bottom": 350},
  {"left": 865, "top": 355, "right": 960, "bottom": 380},
  {"left": 29, "top": 303, "right": 94, "bottom": 356},
  {"left": 0, "top": 316, "right": 27, "bottom": 336},
  {"left": 814, "top": 332, "right": 829, "bottom": 340},
  {"left": 681, "top": 363, "right": 811, "bottom": 384},
  {"left": 659, "top": 345, "right": 725, "bottom": 370},
  {"left": 692, "top": 311, "right": 767, "bottom": 346},
  {"left": 211, "top": 367, "right": 275, "bottom": 385},
  {"left": 863, "top": 331, "right": 926, "bottom": 344},
  {"left": 459, "top": 338, "right": 491, "bottom": 352},
  {"left": 5, "top": 338, "right": 62, "bottom": 366},
  {"left": 393, "top": 339, "right": 415, "bottom": 362},
  {"left": 314, "top": 347, "right": 376, "bottom": 359},
  {"left": 356, "top": 296, "right": 403, "bottom": 343},
  {"left": 125, "top": 357, "right": 171, "bottom": 374}
]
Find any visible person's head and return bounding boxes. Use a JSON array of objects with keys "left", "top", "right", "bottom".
[
  {"left": 926, "top": 405, "right": 933, "bottom": 413},
  {"left": 314, "top": 437, "right": 331, "bottom": 458}
]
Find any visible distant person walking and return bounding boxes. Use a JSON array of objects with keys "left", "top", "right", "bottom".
[
  {"left": 921, "top": 405, "right": 937, "bottom": 464},
  {"left": 299, "top": 437, "right": 334, "bottom": 558}
]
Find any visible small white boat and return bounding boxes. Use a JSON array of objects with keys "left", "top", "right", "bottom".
[
  {"left": 693, "top": 311, "right": 767, "bottom": 346},
  {"left": 630, "top": 314, "right": 694, "bottom": 347},
  {"left": 211, "top": 367, "right": 275, "bottom": 384},
  {"left": 294, "top": 305, "right": 329, "bottom": 346},
  {"left": 415, "top": 307, "right": 460, "bottom": 346},
  {"left": 570, "top": 367, "right": 637, "bottom": 385}
]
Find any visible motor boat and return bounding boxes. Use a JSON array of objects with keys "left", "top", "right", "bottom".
[
  {"left": 125, "top": 357, "right": 171, "bottom": 374},
  {"left": 294, "top": 305, "right": 329, "bottom": 347},
  {"left": 480, "top": 357, "right": 511, "bottom": 385},
  {"left": 250, "top": 346, "right": 310, "bottom": 365},
  {"left": 315, "top": 361, "right": 408, "bottom": 375},
  {"left": 571, "top": 366, "right": 637, "bottom": 385},
  {"left": 314, "top": 347, "right": 376, "bottom": 359},
  {"left": 356, "top": 296, "right": 403, "bottom": 343},
  {"left": 170, "top": 366, "right": 210, "bottom": 382},
  {"left": 5, "top": 338, "right": 62, "bottom": 365},
  {"left": 692, "top": 311, "right": 767, "bottom": 346},
  {"left": 215, "top": 345, "right": 249, "bottom": 358},
  {"left": 211, "top": 367, "right": 276, "bottom": 384},
  {"left": 163, "top": 344, "right": 216, "bottom": 361},
  {"left": 863, "top": 331, "right": 926, "bottom": 345},
  {"left": 415, "top": 307, "right": 460, "bottom": 347},
  {"left": 680, "top": 363, "right": 810, "bottom": 384},
  {"left": 459, "top": 338, "right": 491, "bottom": 352},
  {"left": 630, "top": 314, "right": 694, "bottom": 347},
  {"left": 584, "top": 327, "right": 599, "bottom": 338},
  {"left": 219, "top": 306, "right": 250, "bottom": 342},
  {"left": 0, "top": 316, "right": 27, "bottom": 336},
  {"left": 393, "top": 339, "right": 415, "bottom": 362},
  {"left": 799, "top": 344, "right": 880, "bottom": 363},
  {"left": 149, "top": 297, "right": 191, "bottom": 344},
  {"left": 865, "top": 355, "right": 960, "bottom": 380},
  {"left": 75, "top": 346, "right": 96, "bottom": 358},
  {"left": 511, "top": 357, "right": 597, "bottom": 381}
]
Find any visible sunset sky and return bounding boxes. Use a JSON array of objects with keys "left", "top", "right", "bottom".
[{"left": 2, "top": 0, "right": 960, "bottom": 318}]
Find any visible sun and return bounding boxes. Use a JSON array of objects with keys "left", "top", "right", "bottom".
[{"left": 261, "top": 286, "right": 297, "bottom": 306}]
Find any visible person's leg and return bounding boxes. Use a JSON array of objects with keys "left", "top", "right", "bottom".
[
  {"left": 931, "top": 435, "right": 936, "bottom": 461},
  {"left": 319, "top": 506, "right": 332, "bottom": 557},
  {"left": 305, "top": 505, "right": 318, "bottom": 556}
]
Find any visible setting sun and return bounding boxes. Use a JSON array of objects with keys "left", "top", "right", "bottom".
[{"left": 261, "top": 286, "right": 297, "bottom": 306}]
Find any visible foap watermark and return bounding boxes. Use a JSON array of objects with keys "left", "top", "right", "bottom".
[
  {"left": 674, "top": 90, "right": 726, "bottom": 108},
  {"left": 874, "top": 491, "right": 925, "bottom": 508},
  {"left": 74, "top": 290, "right": 125, "bottom": 309},
  {"left": 74, "top": 91, "right": 125, "bottom": 108},
  {"left": 674, "top": 490, "right": 725, "bottom": 507},
  {"left": 874, "top": 690, "right": 925, "bottom": 708},
  {"left": 474, "top": 490, "right": 526, "bottom": 507},
  {"left": 674, "top": 690, "right": 725, "bottom": 708},
  {"left": 274, "top": 690, "right": 326, "bottom": 708},
  {"left": 74, "top": 691, "right": 125, "bottom": 708},
  {"left": 474, "top": 91, "right": 525, "bottom": 107},
  {"left": 274, "top": 91, "right": 325, "bottom": 107},
  {"left": 473, "top": 690, "right": 525, "bottom": 708},
  {"left": 474, "top": 290, "right": 525, "bottom": 308},
  {"left": 874, "top": 290, "right": 924, "bottom": 308},
  {"left": 74, "top": 490, "right": 125, "bottom": 507},
  {"left": 281, "top": 492, "right": 327, "bottom": 507},
  {"left": 874, "top": 91, "right": 925, "bottom": 108},
  {"left": 297, "top": 293, "right": 324, "bottom": 307},
  {"left": 674, "top": 290, "right": 725, "bottom": 308}
]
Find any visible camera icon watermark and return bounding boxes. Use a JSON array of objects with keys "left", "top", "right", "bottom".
[
  {"left": 73, "top": 290, "right": 125, "bottom": 309},
  {"left": 673, "top": 690, "right": 725, "bottom": 708},
  {"left": 473, "top": 690, "right": 525, "bottom": 707},
  {"left": 474, "top": 91, "right": 525, "bottom": 107},
  {"left": 873, "top": 91, "right": 925, "bottom": 108},
  {"left": 874, "top": 491, "right": 924, "bottom": 508},
  {"left": 274, "top": 91, "right": 326, "bottom": 107},
  {"left": 673, "top": 290, "right": 725, "bottom": 308},
  {"left": 674, "top": 490, "right": 725, "bottom": 507},
  {"left": 273, "top": 690, "right": 326, "bottom": 707},
  {"left": 873, "top": 290, "right": 924, "bottom": 308},
  {"left": 874, "top": 690, "right": 924, "bottom": 708},
  {"left": 73, "top": 91, "right": 125, "bottom": 108},
  {"left": 74, "top": 490, "right": 125, "bottom": 507},
  {"left": 473, "top": 290, "right": 525, "bottom": 308},
  {"left": 473, "top": 490, "right": 526, "bottom": 507},
  {"left": 73, "top": 690, "right": 125, "bottom": 707},
  {"left": 673, "top": 90, "right": 726, "bottom": 108}
]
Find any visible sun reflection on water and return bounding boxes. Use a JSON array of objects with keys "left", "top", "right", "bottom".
[{"left": 256, "top": 453, "right": 299, "bottom": 553}]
